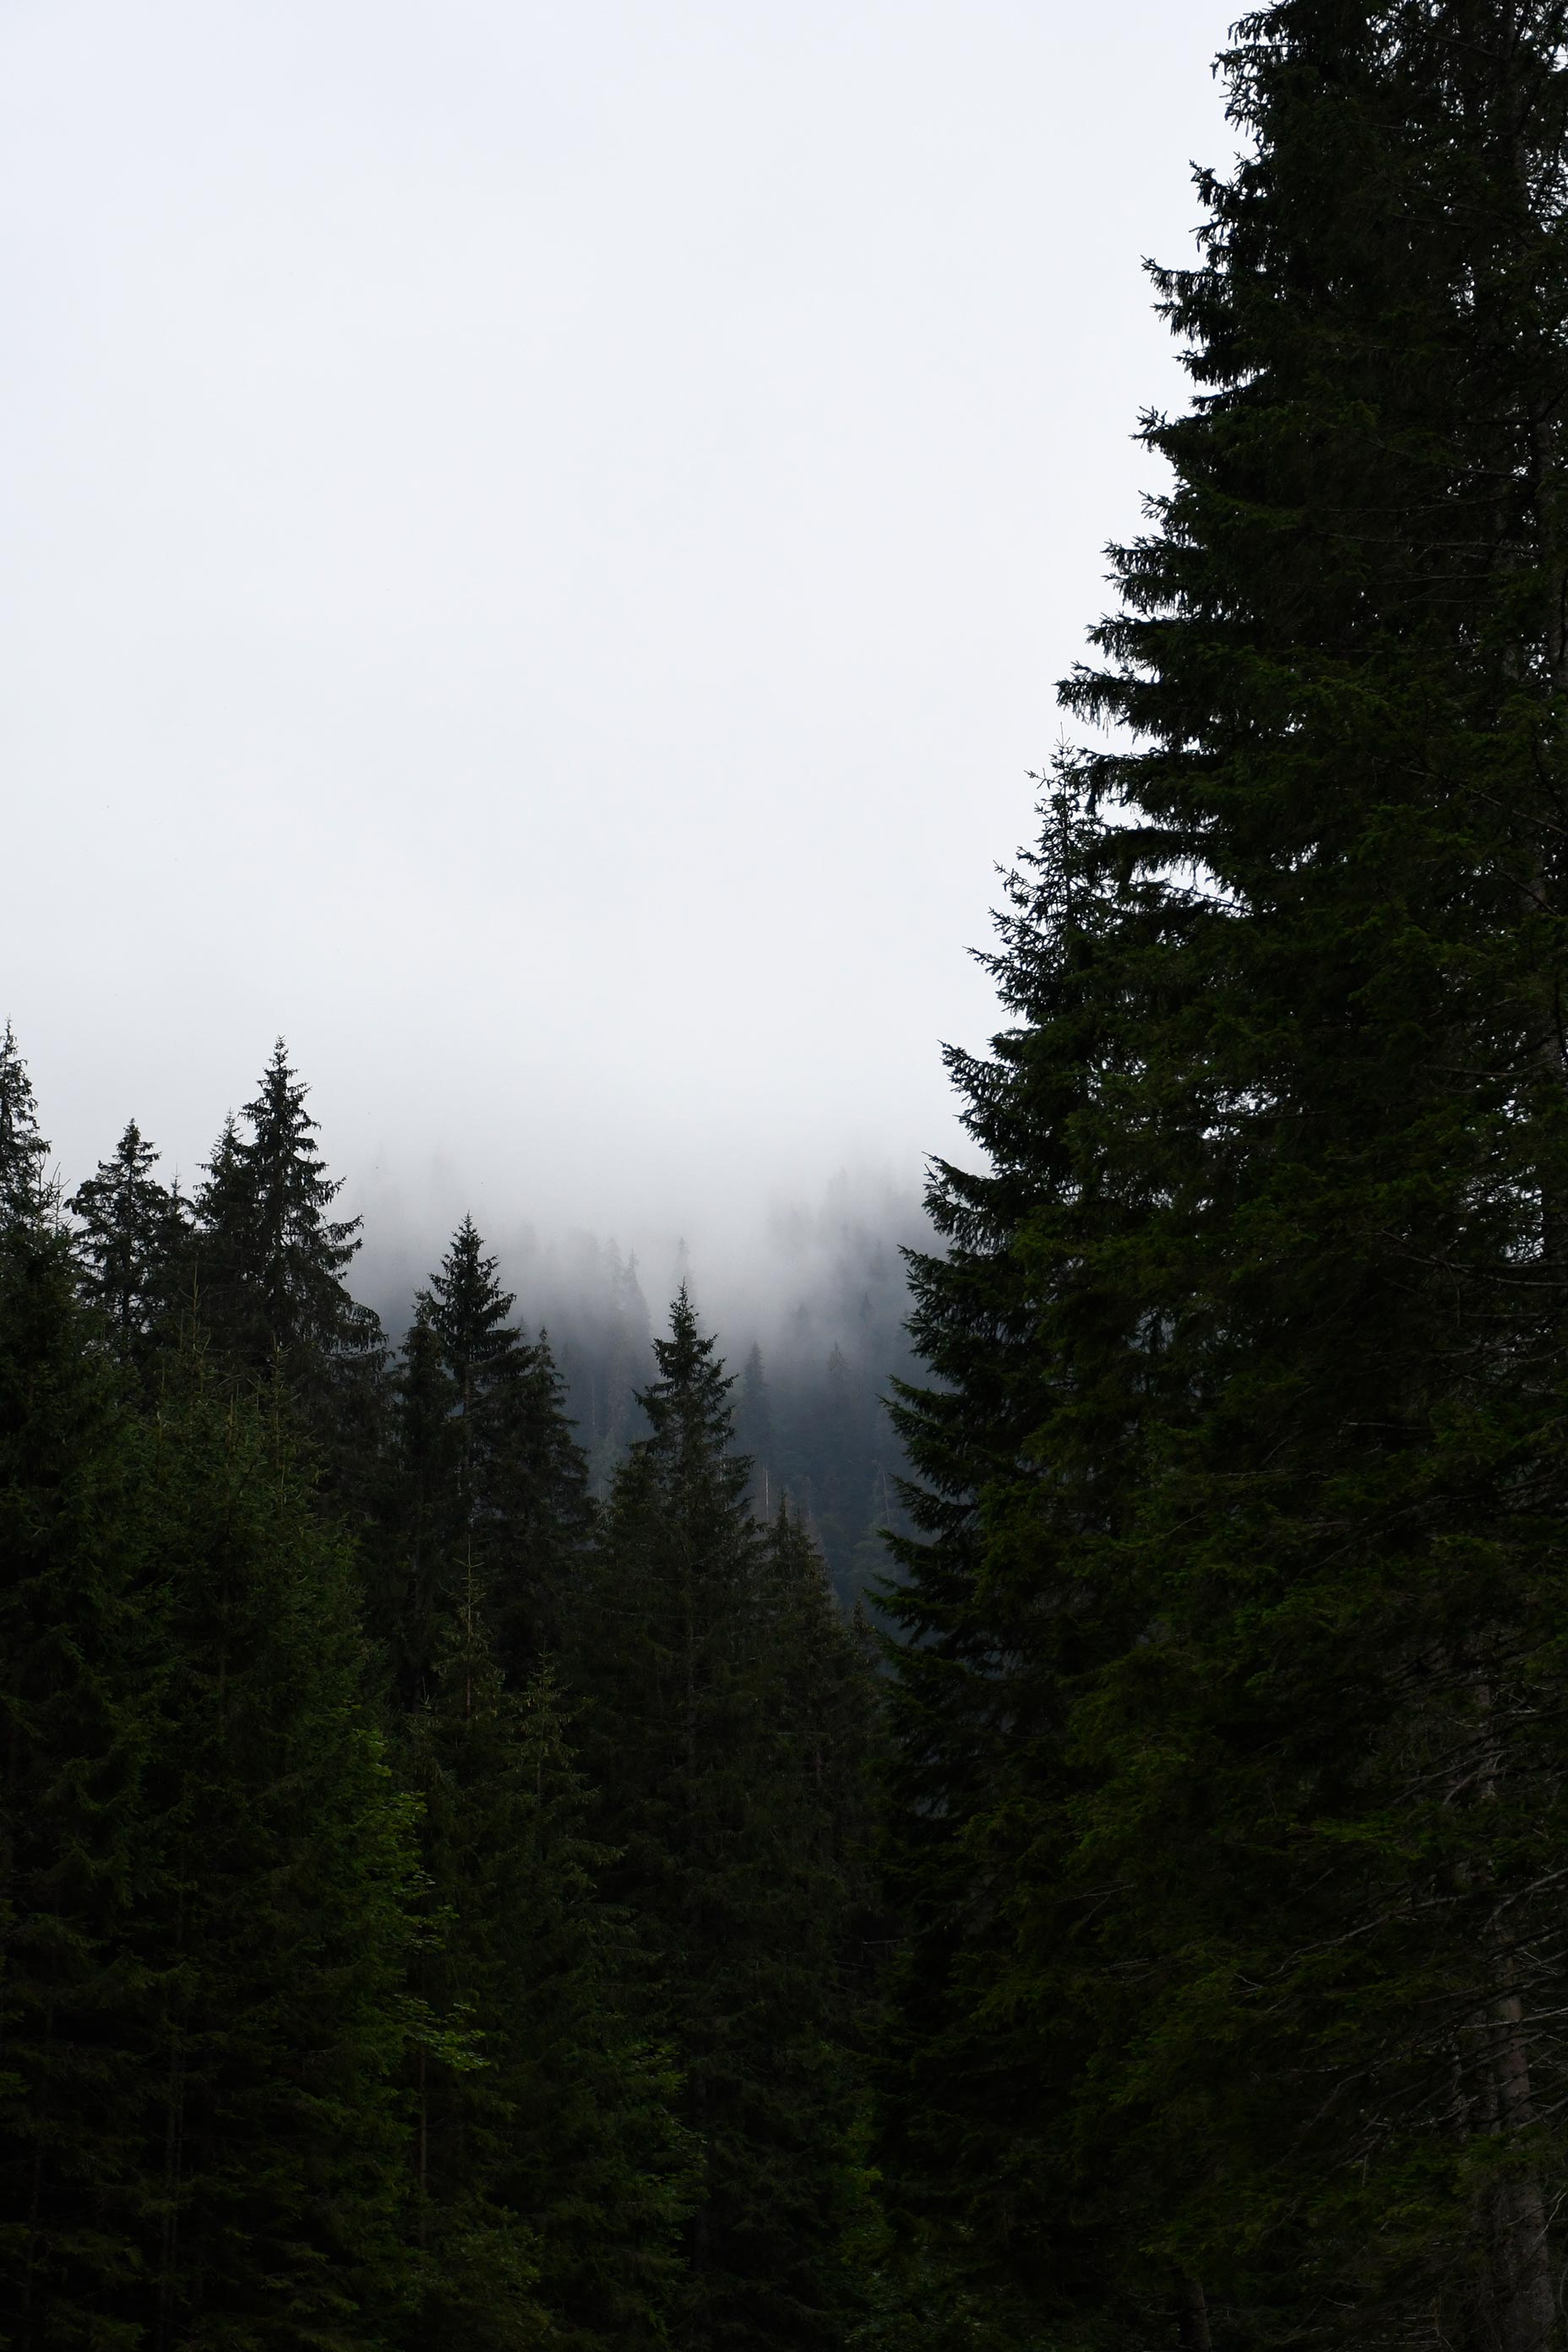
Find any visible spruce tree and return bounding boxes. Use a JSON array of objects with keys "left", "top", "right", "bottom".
[
  {"left": 1, "top": 1225, "right": 420, "bottom": 2349},
  {"left": 189, "top": 1042, "right": 382, "bottom": 1407},
  {"left": 0, "top": 1026, "right": 50, "bottom": 1231},
  {"left": 127, "top": 1362, "right": 418, "bottom": 2349},
  {"left": 415, "top": 1218, "right": 591, "bottom": 1670},
  {"left": 402, "top": 1601, "right": 690, "bottom": 2352},
  {"left": 884, "top": 6, "right": 1568, "bottom": 2347},
  {"left": 0, "top": 1228, "right": 160, "bottom": 2349},
  {"left": 373, "top": 1221, "right": 591, "bottom": 1701},
  {"left": 575, "top": 1292, "right": 868, "bottom": 2349},
  {"left": 734, "top": 1345, "right": 776, "bottom": 1516},
  {"left": 70, "top": 1124, "right": 189, "bottom": 1365}
]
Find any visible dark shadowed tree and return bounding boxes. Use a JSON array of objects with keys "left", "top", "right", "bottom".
[
  {"left": 0, "top": 1025, "right": 50, "bottom": 1233},
  {"left": 573, "top": 1290, "right": 872, "bottom": 2350},
  {"left": 883, "top": 5, "right": 1568, "bottom": 2347},
  {"left": 70, "top": 1122, "right": 190, "bottom": 1365},
  {"left": 372, "top": 1220, "right": 591, "bottom": 1704},
  {"left": 402, "top": 1595, "right": 692, "bottom": 2352}
]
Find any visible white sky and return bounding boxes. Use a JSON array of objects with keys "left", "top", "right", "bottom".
[{"left": 2, "top": 0, "right": 1236, "bottom": 1289}]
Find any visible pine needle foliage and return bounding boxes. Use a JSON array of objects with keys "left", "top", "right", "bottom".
[
  {"left": 576, "top": 1291, "right": 875, "bottom": 2351},
  {"left": 373, "top": 1221, "right": 591, "bottom": 1706},
  {"left": 883, "top": 5, "right": 1568, "bottom": 2347},
  {"left": 0, "top": 1027, "right": 52, "bottom": 1233},
  {"left": 128, "top": 1362, "right": 418, "bottom": 2351},
  {"left": 0, "top": 1231, "right": 159, "bottom": 2350},
  {"left": 188, "top": 1044, "right": 383, "bottom": 1418},
  {"left": 70, "top": 1126, "right": 189, "bottom": 1369},
  {"left": 402, "top": 1609, "right": 692, "bottom": 2352},
  {"left": 0, "top": 1253, "right": 420, "bottom": 2352}
]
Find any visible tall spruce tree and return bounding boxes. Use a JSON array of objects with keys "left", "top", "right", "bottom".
[
  {"left": 0, "top": 1026, "right": 50, "bottom": 1232},
  {"left": 885, "top": 7, "right": 1568, "bottom": 2349},
  {"left": 402, "top": 1601, "right": 691, "bottom": 2352},
  {"left": 0, "top": 1240, "right": 420, "bottom": 2349},
  {"left": 70, "top": 1124, "right": 189, "bottom": 1364},
  {"left": 0, "top": 1226, "right": 160, "bottom": 2349},
  {"left": 125, "top": 1365, "right": 419, "bottom": 2350},
  {"left": 574, "top": 1292, "right": 869, "bottom": 2350},
  {"left": 189, "top": 1043, "right": 383, "bottom": 1413},
  {"left": 415, "top": 1217, "right": 591, "bottom": 1670},
  {"left": 373, "top": 1220, "right": 591, "bottom": 1701}
]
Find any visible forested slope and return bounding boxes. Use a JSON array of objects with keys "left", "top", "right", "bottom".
[
  {"left": 0, "top": 1032, "right": 882, "bottom": 2349},
  {"left": 12, "top": 3, "right": 1568, "bottom": 2347}
]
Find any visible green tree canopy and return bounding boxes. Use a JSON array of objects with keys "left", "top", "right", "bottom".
[
  {"left": 70, "top": 1123, "right": 188, "bottom": 1364},
  {"left": 883, "top": 4, "right": 1568, "bottom": 2346}
]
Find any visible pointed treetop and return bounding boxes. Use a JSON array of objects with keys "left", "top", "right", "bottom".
[
  {"left": 637, "top": 1285, "right": 743, "bottom": 1465},
  {"left": 417, "top": 1216, "right": 520, "bottom": 1375},
  {"left": 70, "top": 1119, "right": 188, "bottom": 1346},
  {"left": 0, "top": 1022, "right": 50, "bottom": 1228},
  {"left": 193, "top": 1041, "right": 378, "bottom": 1373}
]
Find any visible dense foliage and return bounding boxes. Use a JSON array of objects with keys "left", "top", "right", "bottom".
[
  {"left": 14, "top": 3, "right": 1568, "bottom": 2345},
  {"left": 0, "top": 1041, "right": 879, "bottom": 2349},
  {"left": 881, "top": 3, "right": 1568, "bottom": 2349}
]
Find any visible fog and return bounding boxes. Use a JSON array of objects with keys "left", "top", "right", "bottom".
[{"left": 2, "top": 0, "right": 1236, "bottom": 1316}]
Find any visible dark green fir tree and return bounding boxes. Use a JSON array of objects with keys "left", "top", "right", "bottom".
[
  {"left": 129, "top": 1362, "right": 420, "bottom": 2350},
  {"left": 0, "top": 1025, "right": 50, "bottom": 1232},
  {"left": 188, "top": 1043, "right": 384, "bottom": 1494},
  {"left": 70, "top": 1123, "right": 189, "bottom": 1366},
  {"left": 414, "top": 1217, "right": 591, "bottom": 1671},
  {"left": 373, "top": 1220, "right": 591, "bottom": 1702},
  {"left": 576, "top": 1291, "right": 868, "bottom": 2350},
  {"left": 402, "top": 1594, "right": 691, "bottom": 2352},
  {"left": 190, "top": 1043, "right": 381, "bottom": 1380},
  {"left": 0, "top": 1226, "right": 160, "bottom": 2349},
  {"left": 883, "top": 6, "right": 1568, "bottom": 2349}
]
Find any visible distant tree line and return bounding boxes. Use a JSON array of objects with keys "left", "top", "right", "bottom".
[{"left": 512, "top": 1227, "right": 917, "bottom": 1616}]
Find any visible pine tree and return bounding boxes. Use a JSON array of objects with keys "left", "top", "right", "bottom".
[
  {"left": 70, "top": 1124, "right": 189, "bottom": 1364},
  {"left": 0, "top": 1026, "right": 50, "bottom": 1232},
  {"left": 403, "top": 1599, "right": 691, "bottom": 2352},
  {"left": 884, "top": 7, "right": 1568, "bottom": 2347},
  {"left": 734, "top": 1345, "right": 775, "bottom": 1516},
  {"left": 190, "top": 1042, "right": 382, "bottom": 1402},
  {"left": 416, "top": 1217, "right": 591, "bottom": 1670},
  {"left": 127, "top": 1361, "right": 419, "bottom": 2349},
  {"left": 574, "top": 1291, "right": 868, "bottom": 2349},
  {"left": 0, "top": 1228, "right": 161, "bottom": 2349},
  {"left": 373, "top": 1221, "right": 591, "bottom": 1701},
  {"left": 375, "top": 1308, "right": 466, "bottom": 1709}
]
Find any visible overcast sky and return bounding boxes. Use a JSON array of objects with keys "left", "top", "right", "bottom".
[{"left": 2, "top": 0, "right": 1235, "bottom": 1298}]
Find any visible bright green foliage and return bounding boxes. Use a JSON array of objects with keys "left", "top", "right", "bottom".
[
  {"left": 0, "top": 1026, "right": 51, "bottom": 1232},
  {"left": 0, "top": 1231, "right": 158, "bottom": 2350},
  {"left": 402, "top": 1606, "right": 691, "bottom": 2352},
  {"left": 70, "top": 1126, "right": 189, "bottom": 1367},
  {"left": 577, "top": 1291, "right": 874, "bottom": 2350},
  {"left": 883, "top": 5, "right": 1568, "bottom": 2348}
]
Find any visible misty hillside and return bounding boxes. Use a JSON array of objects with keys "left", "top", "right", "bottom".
[
  {"left": 498, "top": 1220, "right": 922, "bottom": 1604},
  {"left": 19, "top": 3, "right": 1568, "bottom": 2348}
]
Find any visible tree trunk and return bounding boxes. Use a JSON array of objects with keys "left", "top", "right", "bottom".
[{"left": 1174, "top": 2272, "right": 1212, "bottom": 2352}]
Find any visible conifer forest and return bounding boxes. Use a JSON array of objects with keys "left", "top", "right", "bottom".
[{"left": 16, "top": 1, "right": 1568, "bottom": 2345}]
